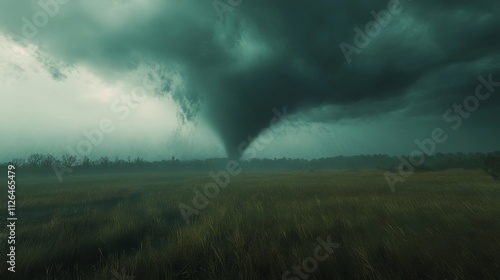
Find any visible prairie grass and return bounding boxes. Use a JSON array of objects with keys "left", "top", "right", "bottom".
[{"left": 0, "top": 169, "right": 498, "bottom": 279}]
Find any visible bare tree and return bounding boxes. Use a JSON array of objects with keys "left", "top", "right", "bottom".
[
  {"left": 61, "top": 154, "right": 77, "bottom": 167},
  {"left": 98, "top": 156, "right": 110, "bottom": 166},
  {"left": 27, "top": 153, "right": 43, "bottom": 167},
  {"left": 80, "top": 156, "right": 91, "bottom": 167},
  {"left": 41, "top": 154, "right": 57, "bottom": 168}
]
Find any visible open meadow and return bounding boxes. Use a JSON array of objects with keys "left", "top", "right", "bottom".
[
  {"left": 3, "top": 0, "right": 500, "bottom": 279},
  {"left": 0, "top": 169, "right": 499, "bottom": 280}
]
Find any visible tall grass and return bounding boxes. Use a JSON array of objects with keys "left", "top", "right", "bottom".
[{"left": 0, "top": 169, "right": 498, "bottom": 279}]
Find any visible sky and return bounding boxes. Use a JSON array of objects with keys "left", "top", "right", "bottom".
[{"left": 0, "top": 0, "right": 499, "bottom": 161}]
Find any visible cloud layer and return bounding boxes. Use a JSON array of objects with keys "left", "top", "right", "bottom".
[{"left": 1, "top": 0, "right": 499, "bottom": 158}]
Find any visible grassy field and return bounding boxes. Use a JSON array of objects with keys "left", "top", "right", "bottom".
[{"left": 0, "top": 169, "right": 499, "bottom": 280}]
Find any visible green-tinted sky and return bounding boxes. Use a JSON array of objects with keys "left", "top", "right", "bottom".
[{"left": 0, "top": 0, "right": 499, "bottom": 160}]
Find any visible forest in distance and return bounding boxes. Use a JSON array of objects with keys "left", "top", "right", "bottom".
[{"left": 2, "top": 151, "right": 500, "bottom": 179}]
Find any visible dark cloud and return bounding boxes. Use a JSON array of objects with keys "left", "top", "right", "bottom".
[
  {"left": 1, "top": 0, "right": 499, "bottom": 157},
  {"left": 36, "top": 53, "right": 69, "bottom": 80}
]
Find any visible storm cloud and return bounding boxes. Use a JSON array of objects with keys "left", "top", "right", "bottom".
[{"left": 1, "top": 0, "right": 499, "bottom": 158}]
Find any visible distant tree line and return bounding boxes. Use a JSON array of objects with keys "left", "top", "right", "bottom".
[{"left": 1, "top": 152, "right": 499, "bottom": 181}]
